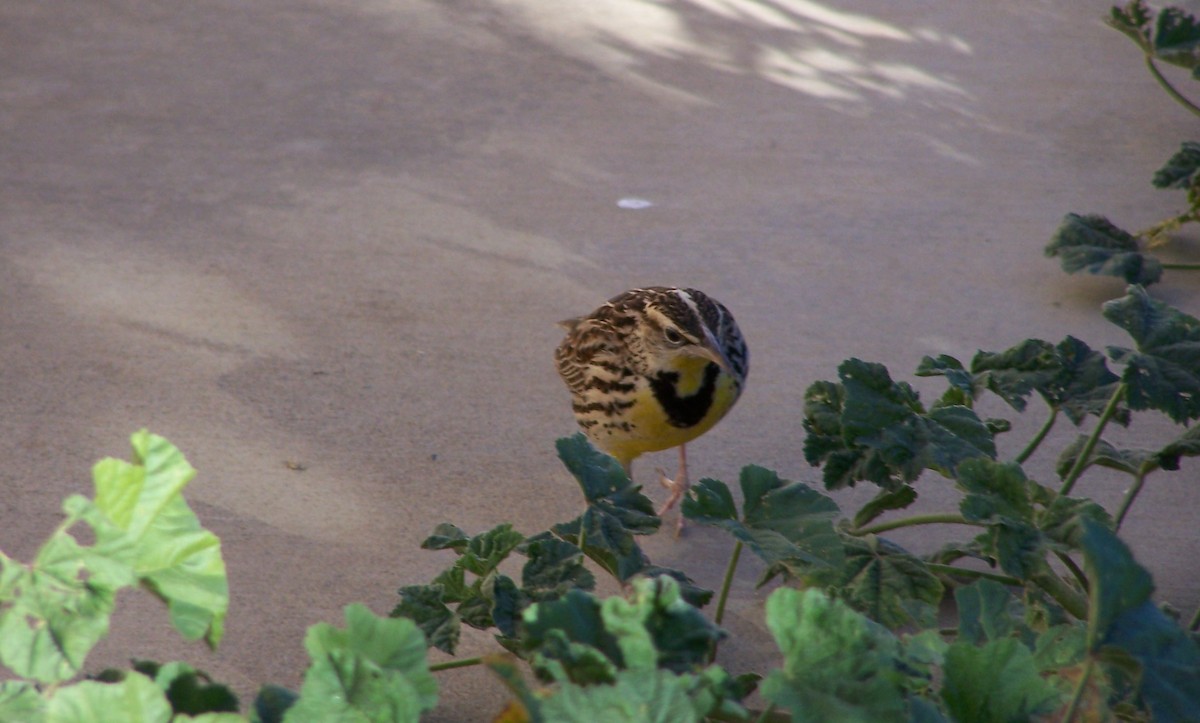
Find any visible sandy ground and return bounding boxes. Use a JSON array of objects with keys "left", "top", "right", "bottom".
[{"left": 3, "top": 0, "right": 1199, "bottom": 719}]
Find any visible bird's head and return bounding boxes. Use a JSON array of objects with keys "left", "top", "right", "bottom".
[{"left": 635, "top": 293, "right": 733, "bottom": 377}]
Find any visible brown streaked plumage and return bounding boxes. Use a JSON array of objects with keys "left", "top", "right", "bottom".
[{"left": 555, "top": 287, "right": 748, "bottom": 533}]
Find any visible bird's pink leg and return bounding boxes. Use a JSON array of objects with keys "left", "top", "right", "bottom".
[{"left": 656, "top": 445, "right": 690, "bottom": 536}]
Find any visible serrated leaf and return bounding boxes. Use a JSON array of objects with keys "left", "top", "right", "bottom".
[
  {"left": 556, "top": 435, "right": 658, "bottom": 529},
  {"left": 801, "top": 534, "right": 942, "bottom": 629},
  {"left": 970, "top": 339, "right": 1060, "bottom": 412},
  {"left": 761, "top": 587, "right": 911, "bottom": 723},
  {"left": 0, "top": 681, "right": 43, "bottom": 723},
  {"left": 0, "top": 536, "right": 119, "bottom": 683},
  {"left": 955, "top": 580, "right": 1020, "bottom": 646},
  {"left": 957, "top": 459, "right": 1034, "bottom": 523},
  {"left": 89, "top": 431, "right": 228, "bottom": 648},
  {"left": 1046, "top": 336, "right": 1128, "bottom": 425},
  {"left": 45, "top": 673, "right": 174, "bottom": 723},
  {"left": 521, "top": 589, "right": 624, "bottom": 684},
  {"left": 141, "top": 661, "right": 239, "bottom": 716},
  {"left": 420, "top": 523, "right": 470, "bottom": 552},
  {"left": 631, "top": 566, "right": 712, "bottom": 608},
  {"left": 600, "top": 577, "right": 723, "bottom": 674},
  {"left": 1079, "top": 520, "right": 1200, "bottom": 722},
  {"left": 1037, "top": 495, "right": 1114, "bottom": 550},
  {"left": 915, "top": 355, "right": 977, "bottom": 405},
  {"left": 1032, "top": 624, "right": 1088, "bottom": 672},
  {"left": 551, "top": 512, "right": 649, "bottom": 583},
  {"left": 538, "top": 668, "right": 704, "bottom": 723},
  {"left": 458, "top": 524, "right": 524, "bottom": 577},
  {"left": 285, "top": 603, "right": 437, "bottom": 723},
  {"left": 519, "top": 537, "right": 595, "bottom": 603},
  {"left": 1153, "top": 141, "right": 1200, "bottom": 190},
  {"left": 1104, "top": 286, "right": 1200, "bottom": 423},
  {"left": 1107, "top": 0, "right": 1153, "bottom": 52},
  {"left": 1157, "top": 423, "right": 1200, "bottom": 470},
  {"left": 1054, "top": 436, "right": 1155, "bottom": 479},
  {"left": 0, "top": 432, "right": 226, "bottom": 682},
  {"left": 391, "top": 585, "right": 460, "bottom": 654},
  {"left": 1153, "top": 6, "right": 1200, "bottom": 69},
  {"left": 804, "top": 360, "right": 994, "bottom": 490},
  {"left": 1045, "top": 214, "right": 1162, "bottom": 285},
  {"left": 940, "top": 638, "right": 1062, "bottom": 723},
  {"left": 683, "top": 471, "right": 843, "bottom": 575}
]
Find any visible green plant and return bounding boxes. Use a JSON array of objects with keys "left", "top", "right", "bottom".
[
  {"left": 385, "top": 287, "right": 1200, "bottom": 722},
  {"left": 0, "top": 432, "right": 437, "bottom": 723},
  {"left": 1045, "top": 1, "right": 1200, "bottom": 281}
]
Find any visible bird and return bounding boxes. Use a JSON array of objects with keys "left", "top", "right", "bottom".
[{"left": 554, "top": 287, "right": 748, "bottom": 534}]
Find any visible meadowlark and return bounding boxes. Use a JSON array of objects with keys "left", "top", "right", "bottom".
[{"left": 555, "top": 287, "right": 748, "bottom": 533}]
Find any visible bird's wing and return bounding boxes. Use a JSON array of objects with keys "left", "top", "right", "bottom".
[{"left": 554, "top": 317, "right": 626, "bottom": 398}]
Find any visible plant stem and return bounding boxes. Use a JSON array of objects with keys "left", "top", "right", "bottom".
[
  {"left": 577, "top": 520, "right": 587, "bottom": 556},
  {"left": 429, "top": 656, "right": 484, "bottom": 672},
  {"left": 853, "top": 513, "right": 978, "bottom": 536},
  {"left": 1061, "top": 657, "right": 1096, "bottom": 723},
  {"left": 1059, "top": 382, "right": 1126, "bottom": 498},
  {"left": 924, "top": 563, "right": 1022, "bottom": 586},
  {"left": 1161, "top": 263, "right": 1200, "bottom": 271},
  {"left": 1145, "top": 55, "right": 1200, "bottom": 118},
  {"left": 1031, "top": 569, "right": 1089, "bottom": 620},
  {"left": 1055, "top": 551, "right": 1089, "bottom": 593},
  {"left": 1114, "top": 466, "right": 1152, "bottom": 532},
  {"left": 1189, "top": 602, "right": 1200, "bottom": 632},
  {"left": 1015, "top": 408, "right": 1057, "bottom": 464},
  {"left": 714, "top": 540, "right": 743, "bottom": 627}
]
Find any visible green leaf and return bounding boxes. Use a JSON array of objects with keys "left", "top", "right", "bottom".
[
  {"left": 683, "top": 469, "right": 843, "bottom": 573},
  {"left": 1153, "top": 142, "right": 1200, "bottom": 191},
  {"left": 457, "top": 524, "right": 524, "bottom": 577},
  {"left": 1037, "top": 495, "right": 1114, "bottom": 550},
  {"left": 955, "top": 580, "right": 1020, "bottom": 646},
  {"left": 45, "top": 672, "right": 174, "bottom": 723},
  {"left": 1104, "top": 286, "right": 1200, "bottom": 423},
  {"left": 956, "top": 459, "right": 1047, "bottom": 579},
  {"left": 135, "top": 661, "right": 239, "bottom": 715},
  {"left": 761, "top": 587, "right": 910, "bottom": 723},
  {"left": 915, "top": 354, "right": 977, "bottom": 406},
  {"left": 1107, "top": 0, "right": 1153, "bottom": 52},
  {"left": 391, "top": 585, "right": 460, "bottom": 654},
  {"left": 1045, "top": 336, "right": 1128, "bottom": 425},
  {"left": 521, "top": 589, "right": 623, "bottom": 684},
  {"left": 0, "top": 681, "right": 44, "bottom": 723},
  {"left": 1157, "top": 423, "right": 1200, "bottom": 471},
  {"left": 1045, "top": 214, "right": 1162, "bottom": 285},
  {"left": 284, "top": 603, "right": 437, "bottom": 723},
  {"left": 519, "top": 537, "right": 595, "bottom": 603},
  {"left": 1054, "top": 436, "right": 1155, "bottom": 478},
  {"left": 803, "top": 360, "right": 994, "bottom": 490},
  {"left": 538, "top": 668, "right": 705, "bottom": 723},
  {"left": 253, "top": 685, "right": 299, "bottom": 723},
  {"left": 0, "top": 534, "right": 119, "bottom": 683},
  {"left": 600, "top": 576, "right": 723, "bottom": 674},
  {"left": 556, "top": 435, "right": 659, "bottom": 533},
  {"left": 90, "top": 431, "right": 228, "bottom": 648},
  {"left": 1153, "top": 6, "right": 1200, "bottom": 69},
  {"left": 1078, "top": 520, "right": 1200, "bottom": 722},
  {"left": 940, "top": 638, "right": 1062, "bottom": 723},
  {"left": 801, "top": 534, "right": 942, "bottom": 629},
  {"left": 0, "top": 432, "right": 227, "bottom": 683},
  {"left": 419, "top": 523, "right": 470, "bottom": 552},
  {"left": 553, "top": 435, "right": 660, "bottom": 582}
]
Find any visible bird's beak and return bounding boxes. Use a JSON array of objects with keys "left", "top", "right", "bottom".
[{"left": 689, "top": 329, "right": 732, "bottom": 373}]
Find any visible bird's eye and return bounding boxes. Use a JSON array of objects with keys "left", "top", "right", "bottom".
[{"left": 663, "top": 327, "right": 685, "bottom": 345}]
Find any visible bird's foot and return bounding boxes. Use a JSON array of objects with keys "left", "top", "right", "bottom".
[{"left": 655, "top": 467, "right": 689, "bottom": 537}]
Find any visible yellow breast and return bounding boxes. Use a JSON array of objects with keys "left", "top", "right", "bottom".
[{"left": 600, "top": 356, "right": 741, "bottom": 465}]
